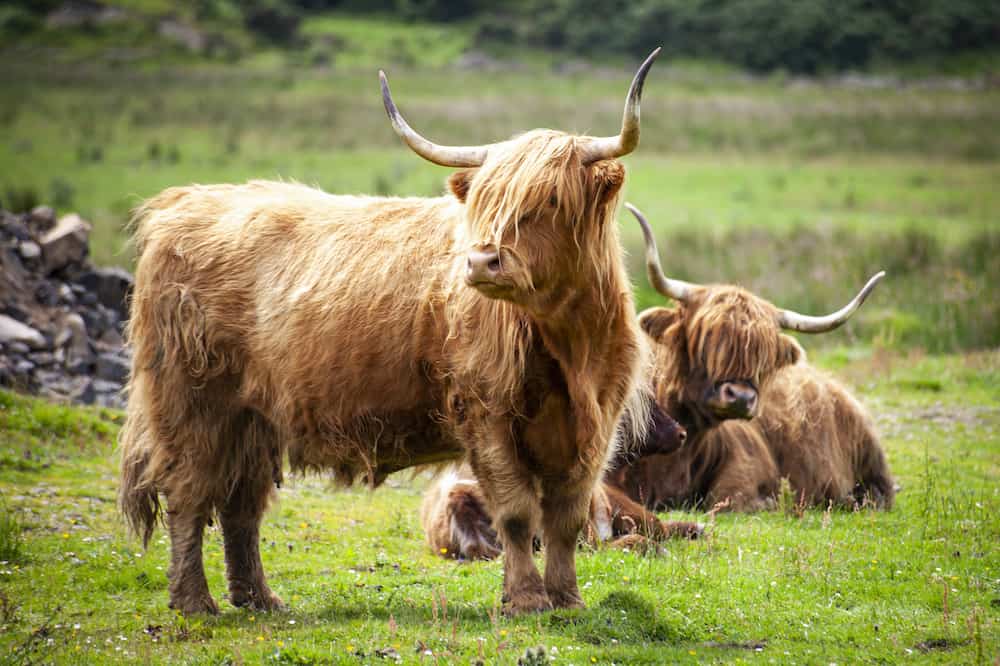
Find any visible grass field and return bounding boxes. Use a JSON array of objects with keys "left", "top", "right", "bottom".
[{"left": 0, "top": 350, "right": 998, "bottom": 664}]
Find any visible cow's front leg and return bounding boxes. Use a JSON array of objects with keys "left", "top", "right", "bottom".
[
  {"left": 540, "top": 482, "right": 591, "bottom": 610},
  {"left": 466, "top": 441, "right": 549, "bottom": 615}
]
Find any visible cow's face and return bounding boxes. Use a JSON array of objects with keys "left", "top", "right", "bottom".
[
  {"left": 449, "top": 133, "right": 625, "bottom": 314},
  {"left": 640, "top": 286, "right": 803, "bottom": 425}
]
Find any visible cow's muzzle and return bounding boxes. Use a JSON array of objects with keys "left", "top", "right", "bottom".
[
  {"left": 465, "top": 246, "right": 512, "bottom": 296},
  {"left": 706, "top": 380, "right": 758, "bottom": 420}
]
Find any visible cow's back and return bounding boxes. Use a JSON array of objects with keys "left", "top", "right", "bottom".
[
  {"left": 130, "top": 181, "right": 460, "bottom": 427},
  {"left": 757, "top": 363, "right": 887, "bottom": 505}
]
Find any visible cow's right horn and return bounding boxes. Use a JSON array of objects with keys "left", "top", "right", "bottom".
[
  {"left": 626, "top": 203, "right": 698, "bottom": 303},
  {"left": 379, "top": 70, "right": 490, "bottom": 168}
]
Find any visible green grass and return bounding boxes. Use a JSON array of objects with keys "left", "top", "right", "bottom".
[{"left": 0, "top": 350, "right": 997, "bottom": 664}]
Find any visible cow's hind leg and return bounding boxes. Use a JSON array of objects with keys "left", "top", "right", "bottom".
[
  {"left": 166, "top": 499, "right": 218, "bottom": 614},
  {"left": 219, "top": 411, "right": 284, "bottom": 611}
]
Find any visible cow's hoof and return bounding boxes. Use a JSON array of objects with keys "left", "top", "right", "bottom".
[
  {"left": 547, "top": 588, "right": 585, "bottom": 610},
  {"left": 231, "top": 585, "right": 285, "bottom": 611},
  {"left": 502, "top": 590, "right": 553, "bottom": 616},
  {"left": 169, "top": 593, "right": 220, "bottom": 616}
]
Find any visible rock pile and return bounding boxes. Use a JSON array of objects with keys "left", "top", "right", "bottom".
[{"left": 0, "top": 205, "right": 133, "bottom": 409}]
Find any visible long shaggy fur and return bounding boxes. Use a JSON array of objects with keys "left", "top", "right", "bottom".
[
  {"left": 614, "top": 284, "right": 893, "bottom": 512},
  {"left": 117, "top": 129, "right": 647, "bottom": 615}
]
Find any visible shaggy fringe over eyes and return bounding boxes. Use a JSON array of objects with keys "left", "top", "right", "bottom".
[
  {"left": 466, "top": 130, "right": 586, "bottom": 247},
  {"left": 464, "top": 130, "right": 621, "bottom": 288},
  {"left": 688, "top": 289, "right": 786, "bottom": 385}
]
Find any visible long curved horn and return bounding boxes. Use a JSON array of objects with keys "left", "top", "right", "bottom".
[
  {"left": 625, "top": 203, "right": 698, "bottom": 303},
  {"left": 379, "top": 70, "right": 490, "bottom": 168},
  {"left": 777, "top": 271, "right": 886, "bottom": 333},
  {"left": 580, "top": 47, "right": 661, "bottom": 165}
]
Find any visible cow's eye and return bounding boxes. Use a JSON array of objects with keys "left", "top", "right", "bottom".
[{"left": 548, "top": 195, "right": 558, "bottom": 207}]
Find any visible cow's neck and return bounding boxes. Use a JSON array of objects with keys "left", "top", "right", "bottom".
[{"left": 533, "top": 282, "right": 640, "bottom": 459}]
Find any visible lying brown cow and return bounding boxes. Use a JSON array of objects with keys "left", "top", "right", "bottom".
[
  {"left": 421, "top": 402, "right": 701, "bottom": 560},
  {"left": 612, "top": 204, "right": 894, "bottom": 512},
  {"left": 118, "top": 52, "right": 662, "bottom": 616}
]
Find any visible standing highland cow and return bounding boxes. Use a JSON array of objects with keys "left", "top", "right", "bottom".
[
  {"left": 118, "top": 51, "right": 661, "bottom": 616},
  {"left": 611, "top": 204, "right": 893, "bottom": 512}
]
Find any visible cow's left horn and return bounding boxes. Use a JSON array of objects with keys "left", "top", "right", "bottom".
[
  {"left": 580, "top": 47, "right": 661, "bottom": 165},
  {"left": 379, "top": 70, "right": 489, "bottom": 168},
  {"left": 626, "top": 203, "right": 698, "bottom": 303},
  {"left": 777, "top": 271, "right": 886, "bottom": 333}
]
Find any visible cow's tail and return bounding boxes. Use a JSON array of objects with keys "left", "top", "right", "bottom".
[{"left": 118, "top": 403, "right": 162, "bottom": 547}]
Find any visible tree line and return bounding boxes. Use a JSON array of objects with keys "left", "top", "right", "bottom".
[{"left": 6, "top": 0, "right": 997, "bottom": 73}]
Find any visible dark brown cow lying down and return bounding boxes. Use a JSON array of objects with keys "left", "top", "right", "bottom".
[
  {"left": 611, "top": 205, "right": 895, "bottom": 512},
  {"left": 421, "top": 402, "right": 702, "bottom": 560}
]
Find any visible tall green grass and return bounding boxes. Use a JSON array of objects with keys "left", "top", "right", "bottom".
[{"left": 1, "top": 24, "right": 997, "bottom": 352}]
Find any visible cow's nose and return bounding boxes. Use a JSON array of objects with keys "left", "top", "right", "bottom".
[
  {"left": 719, "top": 382, "right": 758, "bottom": 416},
  {"left": 466, "top": 248, "right": 502, "bottom": 283}
]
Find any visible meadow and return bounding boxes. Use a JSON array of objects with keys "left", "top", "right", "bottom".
[
  {"left": 0, "top": 11, "right": 998, "bottom": 665},
  {"left": 0, "top": 351, "right": 997, "bottom": 664}
]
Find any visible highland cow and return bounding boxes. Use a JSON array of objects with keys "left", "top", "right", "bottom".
[
  {"left": 118, "top": 51, "right": 662, "bottom": 616},
  {"left": 611, "top": 204, "right": 894, "bottom": 512}
]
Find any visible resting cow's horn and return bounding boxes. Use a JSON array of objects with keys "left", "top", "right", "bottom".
[
  {"left": 580, "top": 47, "right": 662, "bottom": 165},
  {"left": 777, "top": 271, "right": 886, "bottom": 333},
  {"left": 625, "top": 203, "right": 697, "bottom": 303},
  {"left": 379, "top": 70, "right": 490, "bottom": 167}
]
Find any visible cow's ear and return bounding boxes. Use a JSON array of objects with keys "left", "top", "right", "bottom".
[
  {"left": 638, "top": 306, "right": 678, "bottom": 341},
  {"left": 590, "top": 160, "right": 625, "bottom": 205},
  {"left": 447, "top": 170, "right": 475, "bottom": 202},
  {"left": 777, "top": 333, "right": 805, "bottom": 367}
]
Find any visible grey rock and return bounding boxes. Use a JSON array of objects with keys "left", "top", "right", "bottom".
[
  {"left": 98, "top": 327, "right": 123, "bottom": 348},
  {"left": 96, "top": 352, "right": 129, "bottom": 383},
  {"left": 58, "top": 313, "right": 93, "bottom": 373},
  {"left": 39, "top": 213, "right": 91, "bottom": 275},
  {"left": 57, "top": 283, "right": 76, "bottom": 305},
  {"left": 7, "top": 341, "right": 30, "bottom": 354},
  {"left": 19, "top": 241, "right": 41, "bottom": 261},
  {"left": 39, "top": 375, "right": 95, "bottom": 405},
  {"left": 1, "top": 215, "right": 31, "bottom": 241},
  {"left": 0, "top": 314, "right": 46, "bottom": 349},
  {"left": 13, "top": 359, "right": 35, "bottom": 376},
  {"left": 27, "top": 351, "right": 56, "bottom": 367},
  {"left": 77, "top": 267, "right": 133, "bottom": 314},
  {"left": 34, "top": 281, "right": 58, "bottom": 307},
  {"left": 29, "top": 205, "right": 56, "bottom": 231},
  {"left": 92, "top": 378, "right": 122, "bottom": 394}
]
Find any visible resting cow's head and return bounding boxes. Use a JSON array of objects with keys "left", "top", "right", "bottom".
[
  {"left": 379, "top": 50, "right": 660, "bottom": 314},
  {"left": 626, "top": 203, "right": 884, "bottom": 426}
]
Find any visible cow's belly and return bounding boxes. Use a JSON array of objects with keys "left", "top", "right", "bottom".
[{"left": 285, "top": 403, "right": 463, "bottom": 486}]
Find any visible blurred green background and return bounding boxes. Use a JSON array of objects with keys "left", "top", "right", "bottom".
[{"left": 1, "top": 0, "right": 997, "bottom": 352}]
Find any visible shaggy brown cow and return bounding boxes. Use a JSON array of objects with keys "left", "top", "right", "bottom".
[
  {"left": 420, "top": 402, "right": 700, "bottom": 560},
  {"left": 118, "top": 51, "right": 662, "bottom": 616},
  {"left": 621, "top": 366, "right": 895, "bottom": 511},
  {"left": 611, "top": 204, "right": 893, "bottom": 512}
]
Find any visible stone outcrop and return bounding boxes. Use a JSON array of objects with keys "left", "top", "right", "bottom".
[{"left": 0, "top": 205, "right": 132, "bottom": 409}]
